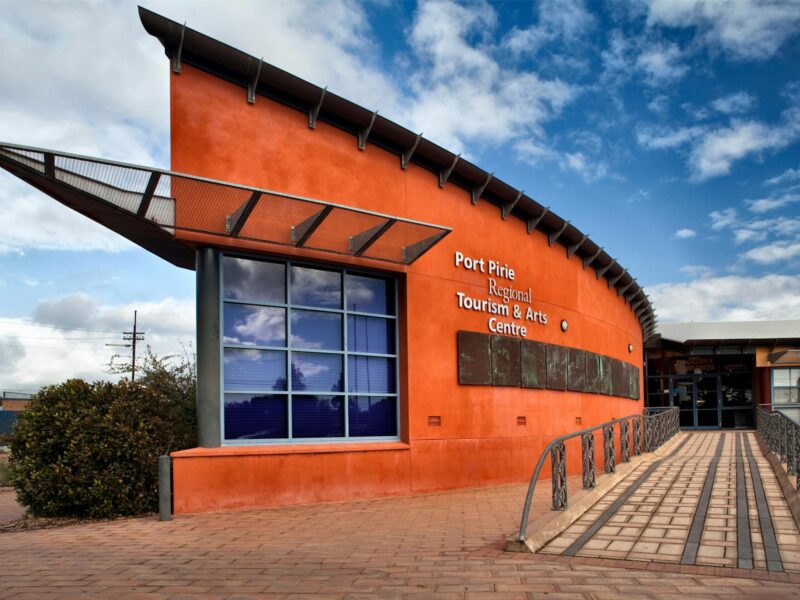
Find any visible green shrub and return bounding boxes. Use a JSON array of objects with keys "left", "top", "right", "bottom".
[
  {"left": 0, "top": 461, "right": 10, "bottom": 486},
  {"left": 9, "top": 351, "right": 196, "bottom": 518}
]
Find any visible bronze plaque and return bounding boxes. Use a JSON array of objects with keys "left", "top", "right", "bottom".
[
  {"left": 546, "top": 344, "right": 568, "bottom": 391},
  {"left": 457, "top": 331, "right": 491, "bottom": 385},
  {"left": 567, "top": 348, "right": 586, "bottom": 392},
  {"left": 491, "top": 335, "right": 521, "bottom": 387},
  {"left": 600, "top": 355, "right": 613, "bottom": 395},
  {"left": 521, "top": 340, "right": 547, "bottom": 389},
  {"left": 620, "top": 361, "right": 632, "bottom": 399},
  {"left": 611, "top": 359, "right": 625, "bottom": 397},
  {"left": 630, "top": 365, "right": 640, "bottom": 399},
  {"left": 585, "top": 352, "right": 602, "bottom": 394}
]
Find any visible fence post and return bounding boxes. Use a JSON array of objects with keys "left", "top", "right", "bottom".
[
  {"left": 581, "top": 432, "right": 595, "bottom": 489},
  {"left": 551, "top": 442, "right": 567, "bottom": 510}
]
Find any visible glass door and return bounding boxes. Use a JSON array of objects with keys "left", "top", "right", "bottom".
[
  {"left": 695, "top": 375, "right": 720, "bottom": 428},
  {"left": 672, "top": 376, "right": 695, "bottom": 428}
]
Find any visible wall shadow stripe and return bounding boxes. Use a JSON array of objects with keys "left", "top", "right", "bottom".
[
  {"left": 680, "top": 433, "right": 726, "bottom": 565},
  {"left": 735, "top": 433, "right": 754, "bottom": 569},
  {"left": 744, "top": 433, "right": 784, "bottom": 572},
  {"left": 561, "top": 434, "right": 692, "bottom": 557}
]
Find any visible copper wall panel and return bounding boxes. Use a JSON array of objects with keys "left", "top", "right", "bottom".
[
  {"left": 585, "top": 352, "right": 601, "bottom": 394},
  {"left": 600, "top": 355, "right": 613, "bottom": 395},
  {"left": 491, "top": 335, "right": 521, "bottom": 387},
  {"left": 567, "top": 348, "right": 586, "bottom": 392},
  {"left": 521, "top": 340, "right": 547, "bottom": 389},
  {"left": 546, "top": 344, "right": 568, "bottom": 391},
  {"left": 457, "top": 331, "right": 491, "bottom": 385},
  {"left": 611, "top": 359, "right": 625, "bottom": 397},
  {"left": 631, "top": 365, "right": 640, "bottom": 399}
]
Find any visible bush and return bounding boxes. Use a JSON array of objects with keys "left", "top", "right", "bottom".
[{"left": 9, "top": 351, "right": 196, "bottom": 518}]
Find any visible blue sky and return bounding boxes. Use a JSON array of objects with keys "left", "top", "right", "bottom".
[{"left": 1, "top": 0, "right": 799, "bottom": 391}]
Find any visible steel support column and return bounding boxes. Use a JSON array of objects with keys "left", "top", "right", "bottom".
[{"left": 196, "top": 247, "right": 222, "bottom": 448}]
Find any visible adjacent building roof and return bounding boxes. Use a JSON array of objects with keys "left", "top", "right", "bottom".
[
  {"left": 137, "top": 7, "right": 657, "bottom": 339},
  {"left": 657, "top": 320, "right": 800, "bottom": 346}
]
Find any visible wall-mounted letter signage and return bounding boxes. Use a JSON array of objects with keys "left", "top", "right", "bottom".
[{"left": 454, "top": 251, "right": 548, "bottom": 338}]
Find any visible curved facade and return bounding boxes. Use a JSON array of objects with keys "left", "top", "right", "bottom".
[{"left": 0, "top": 8, "right": 652, "bottom": 515}]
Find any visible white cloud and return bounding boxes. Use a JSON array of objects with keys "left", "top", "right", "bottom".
[
  {"left": 673, "top": 228, "right": 697, "bottom": 239},
  {"left": 650, "top": 274, "right": 800, "bottom": 322},
  {"left": 689, "top": 119, "right": 797, "bottom": 181},
  {"left": 647, "top": 95, "right": 670, "bottom": 116},
  {"left": 645, "top": 0, "right": 800, "bottom": 60},
  {"left": 733, "top": 229, "right": 767, "bottom": 245},
  {"left": 635, "top": 42, "right": 687, "bottom": 86},
  {"left": 743, "top": 240, "right": 800, "bottom": 264},
  {"left": 0, "top": 293, "right": 195, "bottom": 391},
  {"left": 709, "top": 208, "right": 738, "bottom": 230},
  {"left": 559, "top": 152, "right": 613, "bottom": 182},
  {"left": 766, "top": 167, "right": 800, "bottom": 186},
  {"left": 0, "top": 176, "right": 134, "bottom": 255},
  {"left": 679, "top": 264, "right": 713, "bottom": 278},
  {"left": 712, "top": 91, "right": 757, "bottom": 115},
  {"left": 636, "top": 125, "right": 706, "bottom": 149},
  {"left": 405, "top": 0, "right": 577, "bottom": 153},
  {"left": 746, "top": 193, "right": 800, "bottom": 213},
  {"left": 504, "top": 0, "right": 595, "bottom": 56}
]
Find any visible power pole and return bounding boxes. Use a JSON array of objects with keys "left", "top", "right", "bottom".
[
  {"left": 123, "top": 310, "right": 146, "bottom": 382},
  {"left": 107, "top": 310, "right": 145, "bottom": 382}
]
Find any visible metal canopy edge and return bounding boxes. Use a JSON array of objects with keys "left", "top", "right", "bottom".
[{"left": 0, "top": 143, "right": 451, "bottom": 269}]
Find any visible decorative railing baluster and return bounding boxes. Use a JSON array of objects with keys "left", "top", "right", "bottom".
[
  {"left": 788, "top": 423, "right": 797, "bottom": 476},
  {"left": 551, "top": 441, "right": 567, "bottom": 510},
  {"left": 516, "top": 407, "right": 679, "bottom": 543},
  {"left": 621, "top": 419, "right": 630, "bottom": 463},
  {"left": 603, "top": 425, "right": 615, "bottom": 473},
  {"left": 581, "top": 432, "right": 595, "bottom": 489},
  {"left": 795, "top": 424, "right": 800, "bottom": 492}
]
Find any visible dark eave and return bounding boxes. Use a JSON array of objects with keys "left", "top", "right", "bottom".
[{"left": 138, "top": 6, "right": 657, "bottom": 339}]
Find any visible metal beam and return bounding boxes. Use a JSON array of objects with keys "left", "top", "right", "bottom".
[
  {"left": 439, "top": 154, "right": 460, "bottom": 188},
  {"left": 401, "top": 133, "right": 422, "bottom": 169},
  {"left": 308, "top": 87, "right": 327, "bottom": 129},
  {"left": 471, "top": 172, "right": 493, "bottom": 205},
  {"left": 583, "top": 246, "right": 603, "bottom": 269},
  {"left": 247, "top": 58, "right": 263, "bottom": 104},
  {"left": 527, "top": 206, "right": 549, "bottom": 234},
  {"left": 137, "top": 172, "right": 161, "bottom": 218},
  {"left": 358, "top": 111, "right": 378, "bottom": 151},
  {"left": 567, "top": 233, "right": 587, "bottom": 258},
  {"left": 196, "top": 247, "right": 221, "bottom": 448},
  {"left": 607, "top": 269, "right": 626, "bottom": 289},
  {"left": 225, "top": 191, "right": 261, "bottom": 237},
  {"left": 291, "top": 205, "right": 333, "bottom": 247},
  {"left": 548, "top": 220, "right": 570, "bottom": 246},
  {"left": 617, "top": 278, "right": 636, "bottom": 298},
  {"left": 501, "top": 190, "right": 524, "bottom": 220},
  {"left": 402, "top": 230, "right": 450, "bottom": 264},
  {"left": 350, "top": 219, "right": 395, "bottom": 256},
  {"left": 44, "top": 152, "right": 55, "bottom": 179},
  {"left": 172, "top": 21, "right": 186, "bottom": 74},
  {"left": 595, "top": 258, "right": 616, "bottom": 280}
]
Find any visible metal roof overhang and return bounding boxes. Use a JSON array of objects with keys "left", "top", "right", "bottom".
[
  {"left": 137, "top": 6, "right": 657, "bottom": 339},
  {"left": 0, "top": 143, "right": 451, "bottom": 269}
]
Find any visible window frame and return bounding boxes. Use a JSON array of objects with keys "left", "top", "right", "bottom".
[
  {"left": 772, "top": 367, "right": 800, "bottom": 407},
  {"left": 220, "top": 253, "right": 401, "bottom": 445}
]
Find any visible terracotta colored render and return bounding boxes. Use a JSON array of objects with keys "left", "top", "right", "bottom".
[{"left": 169, "top": 64, "right": 644, "bottom": 514}]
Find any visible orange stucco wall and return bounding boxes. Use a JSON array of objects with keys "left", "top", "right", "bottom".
[{"left": 168, "top": 64, "right": 644, "bottom": 514}]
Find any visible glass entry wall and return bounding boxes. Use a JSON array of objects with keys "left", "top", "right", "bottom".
[{"left": 647, "top": 351, "right": 755, "bottom": 429}]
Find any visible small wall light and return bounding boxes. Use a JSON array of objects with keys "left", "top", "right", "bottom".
[
  {"left": 628, "top": 343, "right": 634, "bottom": 353},
  {"left": 560, "top": 319, "right": 568, "bottom": 332}
]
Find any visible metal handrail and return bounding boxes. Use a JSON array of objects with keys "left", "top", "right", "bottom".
[
  {"left": 516, "top": 406, "right": 679, "bottom": 542},
  {"left": 756, "top": 405, "right": 800, "bottom": 491}
]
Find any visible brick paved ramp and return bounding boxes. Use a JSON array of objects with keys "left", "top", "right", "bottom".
[
  {"left": 541, "top": 431, "right": 800, "bottom": 575},
  {"left": 2, "top": 458, "right": 800, "bottom": 599}
]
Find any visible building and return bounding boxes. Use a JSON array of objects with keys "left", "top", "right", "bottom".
[
  {"left": 646, "top": 321, "right": 800, "bottom": 428},
  {"left": 0, "top": 8, "right": 657, "bottom": 513}
]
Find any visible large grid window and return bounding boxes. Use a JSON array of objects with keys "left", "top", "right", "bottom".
[
  {"left": 773, "top": 368, "right": 800, "bottom": 405},
  {"left": 221, "top": 255, "right": 399, "bottom": 443}
]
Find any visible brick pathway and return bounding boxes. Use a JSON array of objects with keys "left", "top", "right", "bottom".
[
  {"left": 540, "top": 431, "right": 800, "bottom": 575},
  {"left": 1, "top": 438, "right": 800, "bottom": 599}
]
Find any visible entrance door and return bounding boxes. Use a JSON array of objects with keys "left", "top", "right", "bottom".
[{"left": 671, "top": 375, "right": 721, "bottom": 429}]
